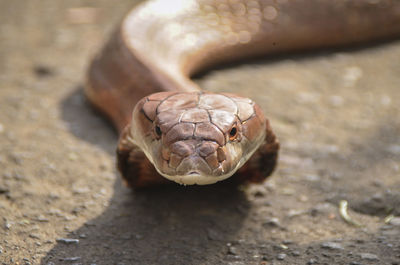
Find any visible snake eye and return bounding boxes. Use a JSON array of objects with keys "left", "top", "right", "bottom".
[
  {"left": 229, "top": 125, "right": 238, "bottom": 141},
  {"left": 154, "top": 125, "right": 162, "bottom": 138}
]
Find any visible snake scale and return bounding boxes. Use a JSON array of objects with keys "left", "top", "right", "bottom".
[{"left": 85, "top": 0, "right": 400, "bottom": 188}]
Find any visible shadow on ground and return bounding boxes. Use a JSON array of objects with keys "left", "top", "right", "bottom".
[
  {"left": 41, "top": 179, "right": 250, "bottom": 264},
  {"left": 60, "top": 87, "right": 117, "bottom": 155}
]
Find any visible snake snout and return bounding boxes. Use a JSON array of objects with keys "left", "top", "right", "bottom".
[
  {"left": 164, "top": 139, "right": 229, "bottom": 176},
  {"left": 176, "top": 155, "right": 212, "bottom": 175}
]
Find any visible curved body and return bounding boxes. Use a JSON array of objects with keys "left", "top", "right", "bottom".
[{"left": 86, "top": 0, "right": 400, "bottom": 187}]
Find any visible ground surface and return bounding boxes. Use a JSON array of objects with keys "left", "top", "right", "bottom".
[{"left": 1, "top": 1, "right": 400, "bottom": 264}]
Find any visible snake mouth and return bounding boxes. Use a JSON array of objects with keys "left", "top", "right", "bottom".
[
  {"left": 156, "top": 153, "right": 233, "bottom": 185},
  {"left": 160, "top": 170, "right": 234, "bottom": 185}
]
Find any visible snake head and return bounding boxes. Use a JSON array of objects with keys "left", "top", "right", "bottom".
[{"left": 124, "top": 91, "right": 270, "bottom": 185}]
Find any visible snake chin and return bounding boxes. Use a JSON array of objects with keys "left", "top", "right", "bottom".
[{"left": 158, "top": 170, "right": 235, "bottom": 185}]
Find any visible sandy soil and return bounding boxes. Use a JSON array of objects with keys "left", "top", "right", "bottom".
[{"left": 0, "top": 1, "right": 400, "bottom": 264}]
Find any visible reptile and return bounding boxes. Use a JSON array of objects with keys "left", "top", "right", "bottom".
[{"left": 85, "top": 0, "right": 400, "bottom": 188}]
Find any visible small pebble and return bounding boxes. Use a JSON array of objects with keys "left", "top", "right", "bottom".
[
  {"left": 29, "top": 233, "right": 40, "bottom": 239},
  {"left": 207, "top": 228, "right": 222, "bottom": 241},
  {"left": 0, "top": 186, "right": 9, "bottom": 194},
  {"left": 36, "top": 215, "right": 49, "bottom": 222},
  {"left": 343, "top": 66, "right": 363, "bottom": 87},
  {"left": 321, "top": 242, "right": 344, "bottom": 250},
  {"left": 68, "top": 152, "right": 78, "bottom": 161},
  {"left": 72, "top": 186, "right": 90, "bottom": 194},
  {"left": 0, "top": 123, "right": 4, "bottom": 133},
  {"left": 360, "top": 253, "right": 379, "bottom": 261},
  {"left": 307, "top": 259, "right": 317, "bottom": 264},
  {"left": 56, "top": 238, "right": 79, "bottom": 244},
  {"left": 263, "top": 217, "right": 280, "bottom": 227},
  {"left": 33, "top": 65, "right": 54, "bottom": 77},
  {"left": 304, "top": 175, "right": 320, "bottom": 182},
  {"left": 291, "top": 250, "right": 300, "bottom": 256},
  {"left": 389, "top": 217, "right": 400, "bottom": 226},
  {"left": 276, "top": 253, "right": 286, "bottom": 260},
  {"left": 279, "top": 244, "right": 288, "bottom": 250},
  {"left": 60, "top": 257, "right": 81, "bottom": 261},
  {"left": 227, "top": 246, "right": 238, "bottom": 255},
  {"left": 48, "top": 193, "right": 60, "bottom": 200},
  {"left": 287, "top": 209, "right": 306, "bottom": 218}
]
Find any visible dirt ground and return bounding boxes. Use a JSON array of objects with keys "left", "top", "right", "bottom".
[{"left": 1, "top": 1, "right": 400, "bottom": 264}]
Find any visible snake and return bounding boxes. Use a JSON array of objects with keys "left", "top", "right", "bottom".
[{"left": 85, "top": 0, "right": 400, "bottom": 188}]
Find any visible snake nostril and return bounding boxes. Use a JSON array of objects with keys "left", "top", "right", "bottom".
[
  {"left": 170, "top": 140, "right": 195, "bottom": 157},
  {"left": 169, "top": 153, "right": 182, "bottom": 169},
  {"left": 198, "top": 141, "right": 219, "bottom": 157}
]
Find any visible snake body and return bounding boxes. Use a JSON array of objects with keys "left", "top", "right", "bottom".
[{"left": 86, "top": 0, "right": 400, "bottom": 187}]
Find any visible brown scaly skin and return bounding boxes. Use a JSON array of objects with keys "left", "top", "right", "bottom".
[
  {"left": 86, "top": 0, "right": 400, "bottom": 188},
  {"left": 233, "top": 120, "right": 279, "bottom": 185},
  {"left": 117, "top": 125, "right": 171, "bottom": 187}
]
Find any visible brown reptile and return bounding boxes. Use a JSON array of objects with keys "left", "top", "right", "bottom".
[{"left": 85, "top": 0, "right": 400, "bottom": 188}]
